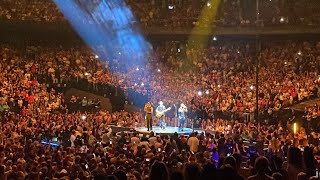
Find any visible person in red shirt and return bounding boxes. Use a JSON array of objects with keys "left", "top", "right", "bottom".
[
  {"left": 31, "top": 79, "right": 37, "bottom": 86},
  {"left": 21, "top": 106, "right": 28, "bottom": 116},
  {"left": 31, "top": 65, "right": 36, "bottom": 74},
  {"left": 28, "top": 94, "right": 35, "bottom": 104},
  {"left": 28, "top": 94, "right": 35, "bottom": 110},
  {"left": 236, "top": 100, "right": 242, "bottom": 107}
]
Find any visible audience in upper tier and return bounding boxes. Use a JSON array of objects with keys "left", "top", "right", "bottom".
[
  {"left": 0, "top": 40, "right": 320, "bottom": 125},
  {"left": 115, "top": 41, "right": 320, "bottom": 128},
  {"left": 1, "top": 0, "right": 320, "bottom": 28}
]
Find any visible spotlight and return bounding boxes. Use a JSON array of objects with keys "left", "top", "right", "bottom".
[
  {"left": 118, "top": 52, "right": 121, "bottom": 55},
  {"left": 280, "top": 17, "right": 284, "bottom": 23},
  {"left": 237, "top": 50, "right": 240, "bottom": 54},
  {"left": 157, "top": 69, "right": 161, "bottom": 72},
  {"left": 205, "top": 90, "right": 209, "bottom": 95},
  {"left": 134, "top": 83, "right": 137, "bottom": 86},
  {"left": 207, "top": 2, "right": 211, "bottom": 7},
  {"left": 197, "top": 91, "right": 203, "bottom": 96},
  {"left": 81, "top": 115, "right": 87, "bottom": 120},
  {"left": 177, "top": 48, "right": 181, "bottom": 53},
  {"left": 95, "top": 55, "right": 99, "bottom": 59},
  {"left": 250, "top": 85, "right": 254, "bottom": 90},
  {"left": 297, "top": 51, "right": 302, "bottom": 56},
  {"left": 213, "top": 36, "right": 217, "bottom": 41},
  {"left": 136, "top": 67, "right": 139, "bottom": 71},
  {"left": 141, "top": 83, "right": 144, "bottom": 86}
]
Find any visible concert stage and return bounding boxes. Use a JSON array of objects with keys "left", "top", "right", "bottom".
[{"left": 135, "top": 126, "right": 204, "bottom": 136}]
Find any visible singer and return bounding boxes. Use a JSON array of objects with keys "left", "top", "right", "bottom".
[{"left": 178, "top": 103, "right": 188, "bottom": 131}]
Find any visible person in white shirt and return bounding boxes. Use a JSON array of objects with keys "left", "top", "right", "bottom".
[
  {"left": 187, "top": 133, "right": 199, "bottom": 153},
  {"left": 70, "top": 131, "right": 76, "bottom": 147}
]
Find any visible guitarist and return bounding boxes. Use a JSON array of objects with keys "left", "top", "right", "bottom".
[
  {"left": 144, "top": 102, "right": 153, "bottom": 131},
  {"left": 156, "top": 101, "right": 171, "bottom": 129}
]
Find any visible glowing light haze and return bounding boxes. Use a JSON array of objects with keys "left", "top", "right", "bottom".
[{"left": 53, "top": 0, "right": 151, "bottom": 68}]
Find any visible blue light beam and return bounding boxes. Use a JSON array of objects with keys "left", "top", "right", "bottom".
[{"left": 53, "top": 0, "right": 151, "bottom": 68}]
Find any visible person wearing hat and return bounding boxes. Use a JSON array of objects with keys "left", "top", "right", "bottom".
[{"left": 144, "top": 102, "right": 153, "bottom": 131}]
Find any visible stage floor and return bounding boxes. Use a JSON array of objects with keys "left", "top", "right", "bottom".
[{"left": 135, "top": 126, "right": 204, "bottom": 135}]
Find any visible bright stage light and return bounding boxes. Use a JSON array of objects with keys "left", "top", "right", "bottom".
[
  {"left": 207, "top": 2, "right": 211, "bottom": 7},
  {"left": 136, "top": 67, "right": 139, "bottom": 71},
  {"left": 297, "top": 51, "right": 302, "bottom": 56},
  {"left": 157, "top": 69, "right": 161, "bottom": 72},
  {"left": 280, "top": 17, "right": 284, "bottom": 23},
  {"left": 197, "top": 91, "right": 203, "bottom": 96},
  {"left": 213, "top": 36, "right": 217, "bottom": 41},
  {"left": 141, "top": 83, "right": 144, "bottom": 86},
  {"left": 134, "top": 83, "right": 137, "bottom": 86},
  {"left": 81, "top": 115, "right": 87, "bottom": 120},
  {"left": 95, "top": 55, "right": 99, "bottom": 59},
  {"left": 177, "top": 48, "right": 181, "bottom": 53}
]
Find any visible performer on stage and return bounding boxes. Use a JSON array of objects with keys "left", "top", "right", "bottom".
[
  {"left": 156, "top": 101, "right": 171, "bottom": 129},
  {"left": 144, "top": 102, "right": 153, "bottom": 131},
  {"left": 178, "top": 103, "right": 188, "bottom": 131}
]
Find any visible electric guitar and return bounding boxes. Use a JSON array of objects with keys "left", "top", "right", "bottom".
[{"left": 156, "top": 107, "right": 171, "bottom": 118}]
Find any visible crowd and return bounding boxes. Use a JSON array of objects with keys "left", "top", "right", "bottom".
[
  {"left": 0, "top": 46, "right": 115, "bottom": 115},
  {"left": 0, "top": 108, "right": 319, "bottom": 179},
  {"left": 1, "top": 38, "right": 320, "bottom": 120},
  {"left": 0, "top": 35, "right": 320, "bottom": 180},
  {"left": 0, "top": 40, "right": 320, "bottom": 124},
  {"left": 0, "top": 0, "right": 320, "bottom": 179},
  {"left": 0, "top": 0, "right": 63, "bottom": 22},
  {"left": 116, "top": 41, "right": 320, "bottom": 125},
  {"left": 303, "top": 104, "right": 320, "bottom": 131},
  {"left": 1, "top": 0, "right": 320, "bottom": 28}
]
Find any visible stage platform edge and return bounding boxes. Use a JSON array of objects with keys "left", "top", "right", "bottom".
[{"left": 135, "top": 126, "right": 204, "bottom": 136}]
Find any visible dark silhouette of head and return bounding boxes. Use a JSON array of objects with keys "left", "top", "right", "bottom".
[
  {"left": 149, "top": 161, "right": 169, "bottom": 180},
  {"left": 254, "top": 156, "right": 270, "bottom": 174},
  {"left": 183, "top": 162, "right": 201, "bottom": 180}
]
